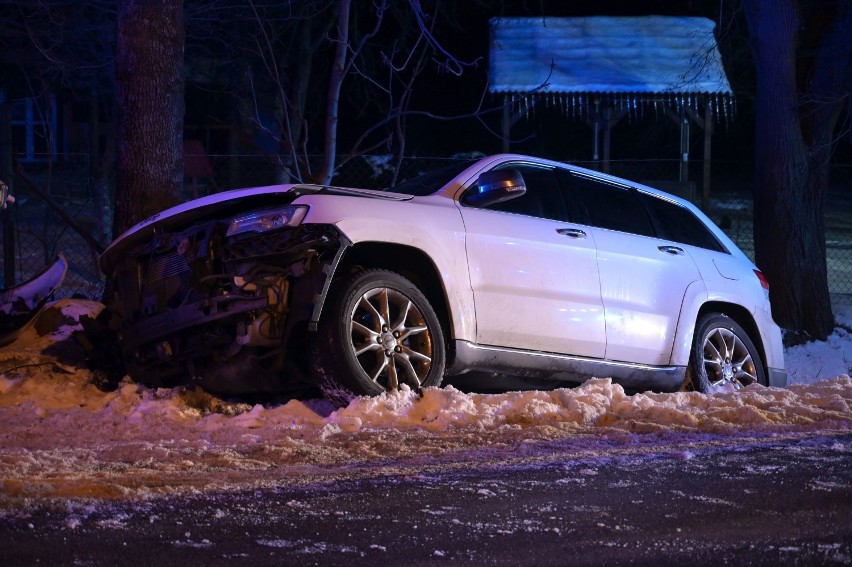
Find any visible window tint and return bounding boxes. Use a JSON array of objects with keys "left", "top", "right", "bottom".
[
  {"left": 567, "top": 172, "right": 656, "bottom": 237},
  {"left": 464, "top": 164, "right": 569, "bottom": 222},
  {"left": 638, "top": 192, "right": 726, "bottom": 252}
]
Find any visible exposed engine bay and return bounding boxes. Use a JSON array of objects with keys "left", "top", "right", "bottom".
[{"left": 103, "top": 218, "right": 348, "bottom": 394}]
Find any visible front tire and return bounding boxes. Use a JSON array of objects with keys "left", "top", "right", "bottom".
[
  {"left": 684, "top": 313, "right": 766, "bottom": 393},
  {"left": 312, "top": 269, "right": 446, "bottom": 404}
]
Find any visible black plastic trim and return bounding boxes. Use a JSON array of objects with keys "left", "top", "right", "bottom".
[
  {"left": 308, "top": 231, "right": 352, "bottom": 330},
  {"left": 767, "top": 368, "right": 787, "bottom": 388}
]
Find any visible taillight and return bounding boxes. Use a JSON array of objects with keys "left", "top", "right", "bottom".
[{"left": 754, "top": 269, "right": 770, "bottom": 291}]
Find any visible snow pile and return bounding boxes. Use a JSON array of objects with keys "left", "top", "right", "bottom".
[
  {"left": 332, "top": 377, "right": 852, "bottom": 434},
  {"left": 0, "top": 300, "right": 850, "bottom": 503},
  {"left": 784, "top": 304, "right": 852, "bottom": 384}
]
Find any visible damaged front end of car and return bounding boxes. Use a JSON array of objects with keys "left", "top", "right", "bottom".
[{"left": 98, "top": 195, "right": 349, "bottom": 395}]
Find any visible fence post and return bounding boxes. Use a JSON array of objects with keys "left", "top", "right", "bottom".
[{"left": 0, "top": 94, "right": 15, "bottom": 288}]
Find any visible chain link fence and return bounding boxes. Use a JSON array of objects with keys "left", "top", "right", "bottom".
[
  {"left": 1, "top": 162, "right": 105, "bottom": 300},
  {"left": 2, "top": 155, "right": 851, "bottom": 305}
]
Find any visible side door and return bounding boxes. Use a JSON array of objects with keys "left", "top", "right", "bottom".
[
  {"left": 458, "top": 162, "right": 606, "bottom": 358},
  {"left": 563, "top": 169, "right": 702, "bottom": 366}
]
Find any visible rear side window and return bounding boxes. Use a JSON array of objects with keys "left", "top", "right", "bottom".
[
  {"left": 638, "top": 192, "right": 726, "bottom": 252},
  {"left": 566, "top": 172, "right": 656, "bottom": 237}
]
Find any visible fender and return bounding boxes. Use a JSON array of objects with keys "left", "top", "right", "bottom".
[
  {"left": 298, "top": 194, "right": 477, "bottom": 343},
  {"left": 670, "top": 279, "right": 709, "bottom": 366}
]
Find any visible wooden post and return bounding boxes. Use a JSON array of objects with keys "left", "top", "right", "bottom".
[
  {"left": 602, "top": 106, "right": 611, "bottom": 174},
  {"left": 593, "top": 99, "right": 600, "bottom": 170},
  {"left": 603, "top": 106, "right": 627, "bottom": 176},
  {"left": 679, "top": 106, "right": 690, "bottom": 183},
  {"left": 702, "top": 100, "right": 713, "bottom": 210},
  {"left": 502, "top": 98, "right": 510, "bottom": 153}
]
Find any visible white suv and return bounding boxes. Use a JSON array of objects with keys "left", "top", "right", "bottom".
[{"left": 100, "top": 154, "right": 786, "bottom": 400}]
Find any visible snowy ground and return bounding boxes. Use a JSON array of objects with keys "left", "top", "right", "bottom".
[{"left": 0, "top": 300, "right": 850, "bottom": 507}]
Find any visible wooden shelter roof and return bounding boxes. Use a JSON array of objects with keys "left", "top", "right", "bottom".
[{"left": 489, "top": 16, "right": 734, "bottom": 119}]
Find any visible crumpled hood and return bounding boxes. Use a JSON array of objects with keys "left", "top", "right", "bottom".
[{"left": 100, "top": 183, "right": 411, "bottom": 273}]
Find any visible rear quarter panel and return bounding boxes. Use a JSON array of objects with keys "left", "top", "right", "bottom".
[{"left": 670, "top": 245, "right": 785, "bottom": 374}]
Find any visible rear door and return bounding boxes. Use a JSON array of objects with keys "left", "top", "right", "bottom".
[{"left": 564, "top": 170, "right": 702, "bottom": 365}]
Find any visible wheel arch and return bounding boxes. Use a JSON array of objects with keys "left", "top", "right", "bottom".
[
  {"left": 696, "top": 301, "right": 769, "bottom": 376},
  {"left": 316, "top": 241, "right": 454, "bottom": 354}
]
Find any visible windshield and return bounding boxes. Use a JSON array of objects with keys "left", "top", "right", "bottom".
[{"left": 388, "top": 159, "right": 478, "bottom": 196}]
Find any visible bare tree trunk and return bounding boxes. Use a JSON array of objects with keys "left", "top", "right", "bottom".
[
  {"left": 745, "top": 0, "right": 836, "bottom": 339},
  {"left": 114, "top": 0, "right": 184, "bottom": 236},
  {"left": 317, "top": 0, "right": 350, "bottom": 185}
]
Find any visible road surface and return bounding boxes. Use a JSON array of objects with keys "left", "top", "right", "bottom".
[{"left": 1, "top": 431, "right": 850, "bottom": 566}]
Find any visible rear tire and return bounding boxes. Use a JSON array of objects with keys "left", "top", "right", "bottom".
[
  {"left": 312, "top": 269, "right": 446, "bottom": 405},
  {"left": 684, "top": 313, "right": 766, "bottom": 393}
]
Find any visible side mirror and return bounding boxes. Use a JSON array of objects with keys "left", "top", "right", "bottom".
[{"left": 463, "top": 168, "right": 526, "bottom": 207}]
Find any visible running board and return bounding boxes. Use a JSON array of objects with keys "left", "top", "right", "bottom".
[{"left": 447, "top": 340, "right": 685, "bottom": 393}]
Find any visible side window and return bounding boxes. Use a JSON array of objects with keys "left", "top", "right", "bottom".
[
  {"left": 567, "top": 172, "right": 656, "bottom": 237},
  {"left": 638, "top": 192, "right": 727, "bottom": 252},
  {"left": 464, "top": 164, "right": 569, "bottom": 222}
]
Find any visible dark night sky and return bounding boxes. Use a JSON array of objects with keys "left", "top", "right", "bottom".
[{"left": 388, "top": 0, "right": 756, "bottom": 162}]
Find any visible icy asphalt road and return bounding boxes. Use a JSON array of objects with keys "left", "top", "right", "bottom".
[
  {"left": 2, "top": 301, "right": 852, "bottom": 565},
  {"left": 1, "top": 431, "right": 850, "bottom": 566}
]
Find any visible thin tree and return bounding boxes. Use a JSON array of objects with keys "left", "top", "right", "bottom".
[
  {"left": 114, "top": 0, "right": 185, "bottom": 235},
  {"left": 218, "top": 0, "right": 479, "bottom": 185},
  {"left": 744, "top": 0, "right": 851, "bottom": 339}
]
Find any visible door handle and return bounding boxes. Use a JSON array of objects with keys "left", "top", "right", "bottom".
[
  {"left": 658, "top": 245, "right": 685, "bottom": 256},
  {"left": 557, "top": 228, "right": 586, "bottom": 239}
]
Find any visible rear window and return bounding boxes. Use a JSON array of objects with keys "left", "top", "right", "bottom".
[{"left": 638, "top": 192, "right": 726, "bottom": 252}]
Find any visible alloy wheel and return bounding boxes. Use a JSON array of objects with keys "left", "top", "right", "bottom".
[
  {"left": 348, "top": 286, "right": 434, "bottom": 390},
  {"left": 701, "top": 326, "right": 759, "bottom": 392}
]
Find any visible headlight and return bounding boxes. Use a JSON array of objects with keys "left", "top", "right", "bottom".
[{"left": 226, "top": 205, "right": 308, "bottom": 236}]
